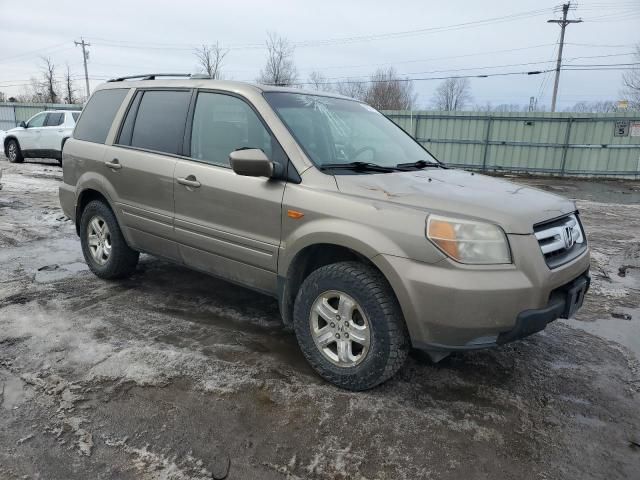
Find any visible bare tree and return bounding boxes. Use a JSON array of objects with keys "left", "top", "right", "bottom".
[
  {"left": 307, "top": 71, "right": 328, "bottom": 91},
  {"left": 40, "top": 56, "right": 59, "bottom": 103},
  {"left": 565, "top": 100, "right": 620, "bottom": 113},
  {"left": 493, "top": 103, "right": 525, "bottom": 112},
  {"left": 257, "top": 32, "right": 298, "bottom": 86},
  {"left": 334, "top": 80, "right": 367, "bottom": 100},
  {"left": 194, "top": 42, "right": 228, "bottom": 79},
  {"left": 64, "top": 64, "right": 77, "bottom": 104},
  {"left": 363, "top": 68, "right": 417, "bottom": 110},
  {"left": 432, "top": 78, "right": 472, "bottom": 111},
  {"left": 622, "top": 44, "right": 640, "bottom": 109},
  {"left": 0, "top": 91, "right": 5, "bottom": 102}
]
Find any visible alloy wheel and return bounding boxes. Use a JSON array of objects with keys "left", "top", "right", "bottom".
[
  {"left": 309, "top": 290, "right": 371, "bottom": 367},
  {"left": 87, "top": 216, "right": 112, "bottom": 265}
]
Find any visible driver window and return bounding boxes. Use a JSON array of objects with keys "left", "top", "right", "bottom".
[
  {"left": 190, "top": 92, "right": 275, "bottom": 167},
  {"left": 27, "top": 113, "right": 46, "bottom": 128}
]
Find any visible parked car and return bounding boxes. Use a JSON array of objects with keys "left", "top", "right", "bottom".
[
  {"left": 59, "top": 75, "right": 590, "bottom": 390},
  {"left": 3, "top": 110, "right": 81, "bottom": 165}
]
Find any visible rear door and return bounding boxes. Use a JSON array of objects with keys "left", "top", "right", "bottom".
[
  {"left": 40, "top": 112, "right": 65, "bottom": 151},
  {"left": 20, "top": 112, "right": 46, "bottom": 150},
  {"left": 173, "top": 90, "right": 287, "bottom": 294},
  {"left": 105, "top": 88, "right": 192, "bottom": 260}
]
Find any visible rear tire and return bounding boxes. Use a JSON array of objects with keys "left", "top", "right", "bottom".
[
  {"left": 293, "top": 261, "right": 410, "bottom": 390},
  {"left": 80, "top": 200, "right": 139, "bottom": 279},
  {"left": 6, "top": 139, "right": 24, "bottom": 163}
]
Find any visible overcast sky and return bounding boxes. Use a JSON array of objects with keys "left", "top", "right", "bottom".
[{"left": 0, "top": 0, "right": 637, "bottom": 109}]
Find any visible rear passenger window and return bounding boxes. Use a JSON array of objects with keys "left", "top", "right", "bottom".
[
  {"left": 45, "top": 113, "right": 64, "bottom": 126},
  {"left": 190, "top": 92, "right": 277, "bottom": 167},
  {"left": 119, "top": 90, "right": 191, "bottom": 155},
  {"left": 72, "top": 112, "right": 80, "bottom": 122},
  {"left": 74, "top": 89, "right": 129, "bottom": 144}
]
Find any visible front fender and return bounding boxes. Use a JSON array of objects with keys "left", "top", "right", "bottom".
[{"left": 279, "top": 217, "right": 402, "bottom": 275}]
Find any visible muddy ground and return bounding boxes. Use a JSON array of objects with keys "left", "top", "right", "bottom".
[{"left": 0, "top": 158, "right": 639, "bottom": 480}]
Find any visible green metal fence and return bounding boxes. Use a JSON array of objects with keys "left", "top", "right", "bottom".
[{"left": 384, "top": 111, "right": 640, "bottom": 178}]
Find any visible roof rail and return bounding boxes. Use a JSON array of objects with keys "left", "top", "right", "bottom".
[{"left": 106, "top": 73, "right": 212, "bottom": 82}]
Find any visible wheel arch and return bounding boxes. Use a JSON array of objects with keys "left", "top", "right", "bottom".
[
  {"left": 75, "top": 188, "right": 114, "bottom": 236},
  {"left": 278, "top": 242, "right": 400, "bottom": 328},
  {"left": 3, "top": 135, "right": 20, "bottom": 156}
]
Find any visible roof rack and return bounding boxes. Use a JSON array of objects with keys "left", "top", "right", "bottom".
[{"left": 107, "top": 73, "right": 212, "bottom": 82}]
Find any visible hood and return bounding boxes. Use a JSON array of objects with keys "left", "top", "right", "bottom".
[{"left": 334, "top": 169, "right": 576, "bottom": 234}]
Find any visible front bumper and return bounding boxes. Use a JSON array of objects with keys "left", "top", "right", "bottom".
[
  {"left": 372, "top": 233, "right": 591, "bottom": 351},
  {"left": 496, "top": 272, "right": 590, "bottom": 345}
]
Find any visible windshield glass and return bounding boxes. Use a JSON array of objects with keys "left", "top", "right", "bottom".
[{"left": 263, "top": 92, "right": 437, "bottom": 169}]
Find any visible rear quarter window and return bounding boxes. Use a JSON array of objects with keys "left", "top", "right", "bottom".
[{"left": 73, "top": 89, "right": 129, "bottom": 144}]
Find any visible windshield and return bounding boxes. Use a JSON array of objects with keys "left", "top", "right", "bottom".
[{"left": 263, "top": 92, "right": 437, "bottom": 169}]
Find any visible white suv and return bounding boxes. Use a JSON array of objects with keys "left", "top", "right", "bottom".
[{"left": 3, "top": 110, "right": 81, "bottom": 165}]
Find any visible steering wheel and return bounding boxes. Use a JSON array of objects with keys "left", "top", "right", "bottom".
[{"left": 350, "top": 146, "right": 376, "bottom": 162}]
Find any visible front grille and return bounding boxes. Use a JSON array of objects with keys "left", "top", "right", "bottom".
[{"left": 534, "top": 213, "right": 587, "bottom": 269}]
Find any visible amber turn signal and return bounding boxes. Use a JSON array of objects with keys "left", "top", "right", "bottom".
[
  {"left": 426, "top": 218, "right": 459, "bottom": 259},
  {"left": 287, "top": 209, "right": 305, "bottom": 219}
]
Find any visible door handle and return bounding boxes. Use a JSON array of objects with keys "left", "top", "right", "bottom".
[
  {"left": 177, "top": 175, "right": 201, "bottom": 188},
  {"left": 104, "top": 159, "right": 123, "bottom": 170}
]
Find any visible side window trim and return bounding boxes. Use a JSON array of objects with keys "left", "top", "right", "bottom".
[
  {"left": 181, "top": 89, "right": 199, "bottom": 158},
  {"left": 115, "top": 90, "right": 143, "bottom": 146}
]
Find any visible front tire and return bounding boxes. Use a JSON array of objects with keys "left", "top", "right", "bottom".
[
  {"left": 293, "top": 261, "right": 410, "bottom": 390},
  {"left": 6, "top": 139, "right": 24, "bottom": 163},
  {"left": 80, "top": 200, "right": 139, "bottom": 279}
]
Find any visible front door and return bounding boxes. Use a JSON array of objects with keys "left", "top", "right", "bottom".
[
  {"left": 104, "top": 88, "right": 192, "bottom": 261},
  {"left": 20, "top": 112, "right": 46, "bottom": 151},
  {"left": 173, "top": 91, "right": 286, "bottom": 294}
]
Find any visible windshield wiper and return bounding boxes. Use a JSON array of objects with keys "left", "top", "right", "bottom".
[
  {"left": 319, "top": 161, "right": 402, "bottom": 173},
  {"left": 396, "top": 160, "right": 446, "bottom": 170}
]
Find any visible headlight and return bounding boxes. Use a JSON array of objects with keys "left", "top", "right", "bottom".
[{"left": 426, "top": 215, "right": 511, "bottom": 264}]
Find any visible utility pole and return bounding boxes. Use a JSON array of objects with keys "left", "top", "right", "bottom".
[
  {"left": 74, "top": 38, "right": 91, "bottom": 99},
  {"left": 547, "top": 3, "right": 582, "bottom": 112}
]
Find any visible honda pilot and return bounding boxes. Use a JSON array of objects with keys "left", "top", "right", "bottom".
[{"left": 59, "top": 75, "right": 590, "bottom": 390}]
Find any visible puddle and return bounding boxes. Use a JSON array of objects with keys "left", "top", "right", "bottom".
[
  {"left": 35, "top": 262, "right": 89, "bottom": 283},
  {"left": 1, "top": 371, "right": 31, "bottom": 410},
  {"left": 563, "top": 308, "right": 640, "bottom": 360}
]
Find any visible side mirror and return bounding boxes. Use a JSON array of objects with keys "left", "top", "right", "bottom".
[
  {"left": 229, "top": 149, "right": 274, "bottom": 178},
  {"left": 19, "top": 121, "right": 27, "bottom": 128}
]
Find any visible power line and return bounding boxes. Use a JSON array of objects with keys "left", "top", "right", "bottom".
[
  {"left": 297, "top": 43, "right": 559, "bottom": 73},
  {"left": 83, "top": 7, "right": 555, "bottom": 53},
  {"left": 286, "top": 63, "right": 635, "bottom": 87},
  {"left": 0, "top": 43, "right": 71, "bottom": 64},
  {"left": 537, "top": 37, "right": 561, "bottom": 103}
]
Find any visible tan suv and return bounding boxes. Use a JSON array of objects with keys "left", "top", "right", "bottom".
[{"left": 59, "top": 74, "right": 590, "bottom": 390}]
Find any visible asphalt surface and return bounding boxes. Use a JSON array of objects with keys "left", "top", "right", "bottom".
[{"left": 1, "top": 159, "right": 639, "bottom": 479}]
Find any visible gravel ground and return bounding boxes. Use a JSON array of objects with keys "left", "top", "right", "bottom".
[{"left": 0, "top": 158, "right": 639, "bottom": 480}]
